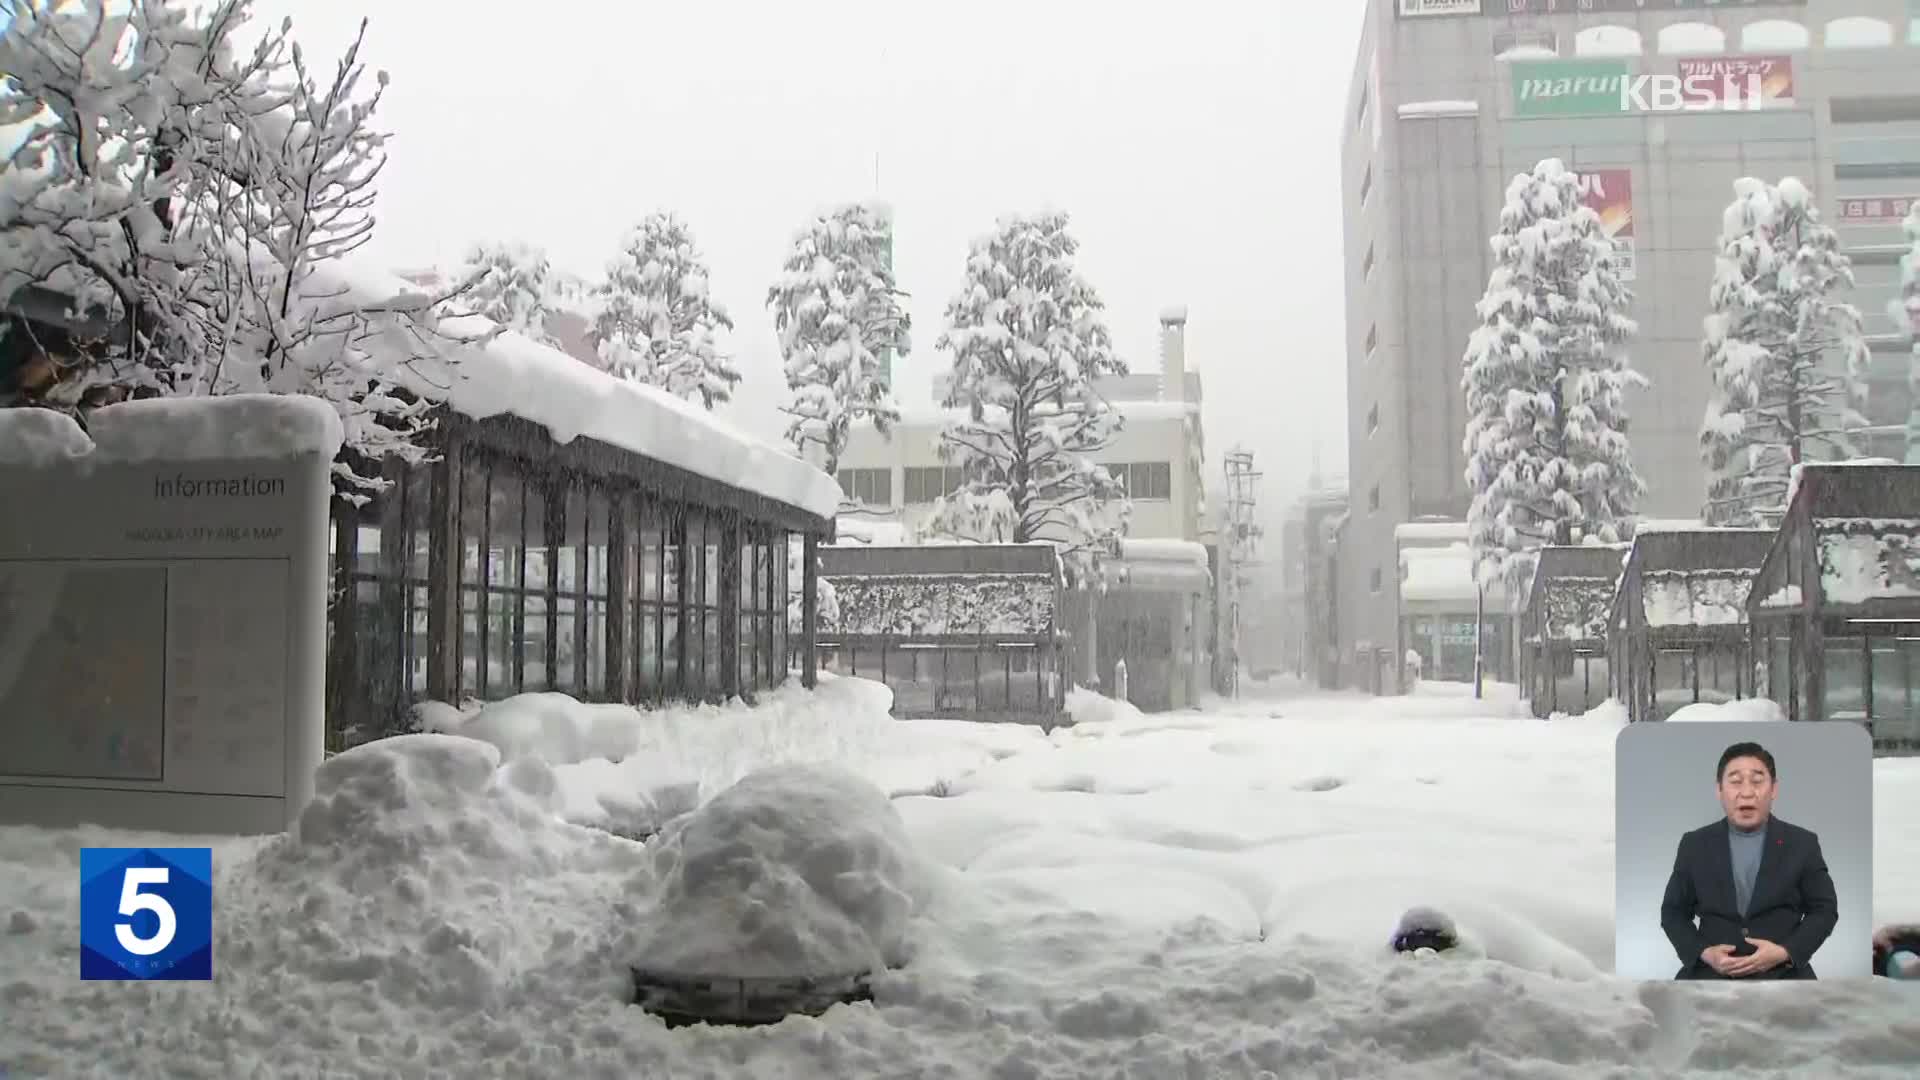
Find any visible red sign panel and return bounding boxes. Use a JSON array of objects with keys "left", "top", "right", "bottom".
[{"left": 1836, "top": 196, "right": 1917, "bottom": 224}]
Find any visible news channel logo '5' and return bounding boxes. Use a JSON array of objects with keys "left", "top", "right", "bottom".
[{"left": 79, "top": 848, "right": 213, "bottom": 981}]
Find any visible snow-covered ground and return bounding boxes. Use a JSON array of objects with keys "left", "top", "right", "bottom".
[{"left": 4, "top": 678, "right": 1918, "bottom": 1078}]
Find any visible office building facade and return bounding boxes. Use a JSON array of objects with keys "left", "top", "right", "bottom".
[{"left": 1341, "top": 0, "right": 1920, "bottom": 691}]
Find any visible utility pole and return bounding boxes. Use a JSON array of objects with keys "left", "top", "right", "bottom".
[{"left": 1224, "top": 448, "right": 1262, "bottom": 698}]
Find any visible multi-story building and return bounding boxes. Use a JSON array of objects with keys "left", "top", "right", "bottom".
[
  {"left": 1278, "top": 484, "right": 1351, "bottom": 688},
  {"left": 1340, "top": 0, "right": 1920, "bottom": 691},
  {"left": 836, "top": 309, "right": 1212, "bottom": 546}
]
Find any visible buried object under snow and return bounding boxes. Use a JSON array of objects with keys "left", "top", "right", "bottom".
[
  {"left": 1390, "top": 905, "right": 1460, "bottom": 955},
  {"left": 630, "top": 967, "right": 874, "bottom": 1027},
  {"left": 1874, "top": 929, "right": 1920, "bottom": 978}
]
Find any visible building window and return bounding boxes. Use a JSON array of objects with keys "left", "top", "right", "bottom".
[
  {"left": 1362, "top": 244, "right": 1375, "bottom": 279},
  {"left": 1834, "top": 162, "right": 1920, "bottom": 181},
  {"left": 903, "top": 465, "right": 967, "bottom": 504},
  {"left": 1369, "top": 485, "right": 1381, "bottom": 512},
  {"left": 1367, "top": 404, "right": 1379, "bottom": 435},
  {"left": 1108, "top": 462, "right": 1173, "bottom": 501},
  {"left": 837, "top": 467, "right": 892, "bottom": 506},
  {"left": 1365, "top": 324, "right": 1378, "bottom": 356},
  {"left": 1360, "top": 165, "right": 1373, "bottom": 205},
  {"left": 1370, "top": 567, "right": 1383, "bottom": 594},
  {"left": 1830, "top": 96, "right": 1920, "bottom": 124}
]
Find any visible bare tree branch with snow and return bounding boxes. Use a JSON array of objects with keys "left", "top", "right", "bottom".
[
  {"left": 768, "top": 201, "right": 909, "bottom": 476},
  {"left": 1699, "top": 177, "right": 1870, "bottom": 526},
  {"left": 923, "top": 211, "right": 1130, "bottom": 572},
  {"left": 1462, "top": 158, "right": 1645, "bottom": 586},
  {"left": 594, "top": 211, "right": 739, "bottom": 409},
  {"left": 1, "top": 1, "right": 484, "bottom": 500}
]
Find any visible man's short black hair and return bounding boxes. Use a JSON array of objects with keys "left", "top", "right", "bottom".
[{"left": 1717, "top": 742, "right": 1775, "bottom": 782}]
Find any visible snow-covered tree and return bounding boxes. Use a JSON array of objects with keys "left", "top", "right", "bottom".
[
  {"left": 1699, "top": 177, "right": 1870, "bottom": 525},
  {"left": 1895, "top": 200, "right": 1920, "bottom": 464},
  {"left": 923, "top": 211, "right": 1129, "bottom": 566},
  {"left": 1462, "top": 158, "right": 1645, "bottom": 585},
  {"left": 786, "top": 539, "right": 838, "bottom": 640},
  {"left": 1, "top": 2, "right": 480, "bottom": 498},
  {"left": 768, "top": 201, "right": 909, "bottom": 475},
  {"left": 449, "top": 240, "right": 572, "bottom": 349},
  {"left": 594, "top": 211, "right": 738, "bottom": 408}
]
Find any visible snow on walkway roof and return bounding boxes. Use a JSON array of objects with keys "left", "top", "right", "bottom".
[{"left": 324, "top": 262, "right": 841, "bottom": 523}]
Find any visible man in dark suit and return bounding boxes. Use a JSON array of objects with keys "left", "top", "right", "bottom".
[{"left": 1659, "top": 741, "right": 1838, "bottom": 980}]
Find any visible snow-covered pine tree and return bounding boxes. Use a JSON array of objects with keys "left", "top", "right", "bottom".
[
  {"left": 1895, "top": 200, "right": 1920, "bottom": 464},
  {"left": 594, "top": 211, "right": 739, "bottom": 409},
  {"left": 451, "top": 240, "right": 571, "bottom": 349},
  {"left": 768, "top": 201, "right": 910, "bottom": 475},
  {"left": 923, "top": 211, "right": 1129, "bottom": 564},
  {"left": 1699, "top": 177, "right": 1870, "bottom": 526},
  {"left": 1462, "top": 158, "right": 1644, "bottom": 586},
  {"left": 1, "top": 3, "right": 480, "bottom": 499}
]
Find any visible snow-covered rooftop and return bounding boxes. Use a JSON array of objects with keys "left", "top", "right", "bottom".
[
  {"left": 323, "top": 261, "right": 841, "bottom": 522},
  {"left": 1400, "top": 543, "right": 1479, "bottom": 604},
  {"left": 1395, "top": 520, "right": 1468, "bottom": 544}
]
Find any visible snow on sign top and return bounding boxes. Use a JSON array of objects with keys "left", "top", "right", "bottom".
[
  {"left": 318, "top": 261, "right": 841, "bottom": 522},
  {"left": 0, "top": 394, "right": 345, "bottom": 467},
  {"left": 1119, "top": 538, "right": 1209, "bottom": 567},
  {"left": 1397, "top": 100, "right": 1479, "bottom": 118}
]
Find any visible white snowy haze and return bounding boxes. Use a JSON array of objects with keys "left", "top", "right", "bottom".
[{"left": 242, "top": 0, "right": 1359, "bottom": 512}]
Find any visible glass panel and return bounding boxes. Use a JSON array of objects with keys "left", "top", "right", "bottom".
[
  {"left": 774, "top": 534, "right": 789, "bottom": 678},
  {"left": 637, "top": 501, "right": 660, "bottom": 698},
  {"left": 408, "top": 584, "right": 430, "bottom": 697},
  {"left": 1873, "top": 639, "right": 1920, "bottom": 744},
  {"left": 664, "top": 512, "right": 685, "bottom": 695},
  {"left": 406, "top": 467, "right": 432, "bottom": 583},
  {"left": 556, "top": 484, "right": 587, "bottom": 694},
  {"left": 1652, "top": 649, "right": 1694, "bottom": 720},
  {"left": 486, "top": 465, "right": 521, "bottom": 696},
  {"left": 523, "top": 476, "right": 550, "bottom": 690},
  {"left": 585, "top": 486, "right": 609, "bottom": 696},
  {"left": 1824, "top": 635, "right": 1867, "bottom": 721}
]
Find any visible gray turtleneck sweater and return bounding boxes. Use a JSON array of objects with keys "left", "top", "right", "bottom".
[{"left": 1729, "top": 820, "right": 1766, "bottom": 916}]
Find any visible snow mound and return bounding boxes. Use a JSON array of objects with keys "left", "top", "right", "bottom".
[
  {"left": 218, "top": 734, "right": 647, "bottom": 1021},
  {"left": 423, "top": 676, "right": 902, "bottom": 838},
  {"left": 429, "top": 693, "right": 646, "bottom": 765},
  {"left": 1064, "top": 685, "right": 1145, "bottom": 728},
  {"left": 1554, "top": 699, "right": 1629, "bottom": 727},
  {"left": 289, "top": 734, "right": 572, "bottom": 875},
  {"left": 629, "top": 763, "right": 930, "bottom": 979},
  {"left": 1666, "top": 698, "right": 1784, "bottom": 723}
]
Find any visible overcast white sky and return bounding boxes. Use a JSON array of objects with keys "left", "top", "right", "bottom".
[{"left": 252, "top": 0, "right": 1363, "bottom": 516}]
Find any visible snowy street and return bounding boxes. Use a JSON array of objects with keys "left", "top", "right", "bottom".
[{"left": 3, "top": 678, "right": 1917, "bottom": 1079}]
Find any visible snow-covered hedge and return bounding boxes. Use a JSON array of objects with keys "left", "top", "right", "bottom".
[
  {"left": 1817, "top": 518, "right": 1920, "bottom": 604},
  {"left": 825, "top": 574, "right": 1056, "bottom": 636},
  {"left": 1543, "top": 576, "right": 1615, "bottom": 642},
  {"left": 1642, "top": 570, "right": 1757, "bottom": 628}
]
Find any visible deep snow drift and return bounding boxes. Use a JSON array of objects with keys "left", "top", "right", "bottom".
[{"left": 3, "top": 682, "right": 1919, "bottom": 1079}]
